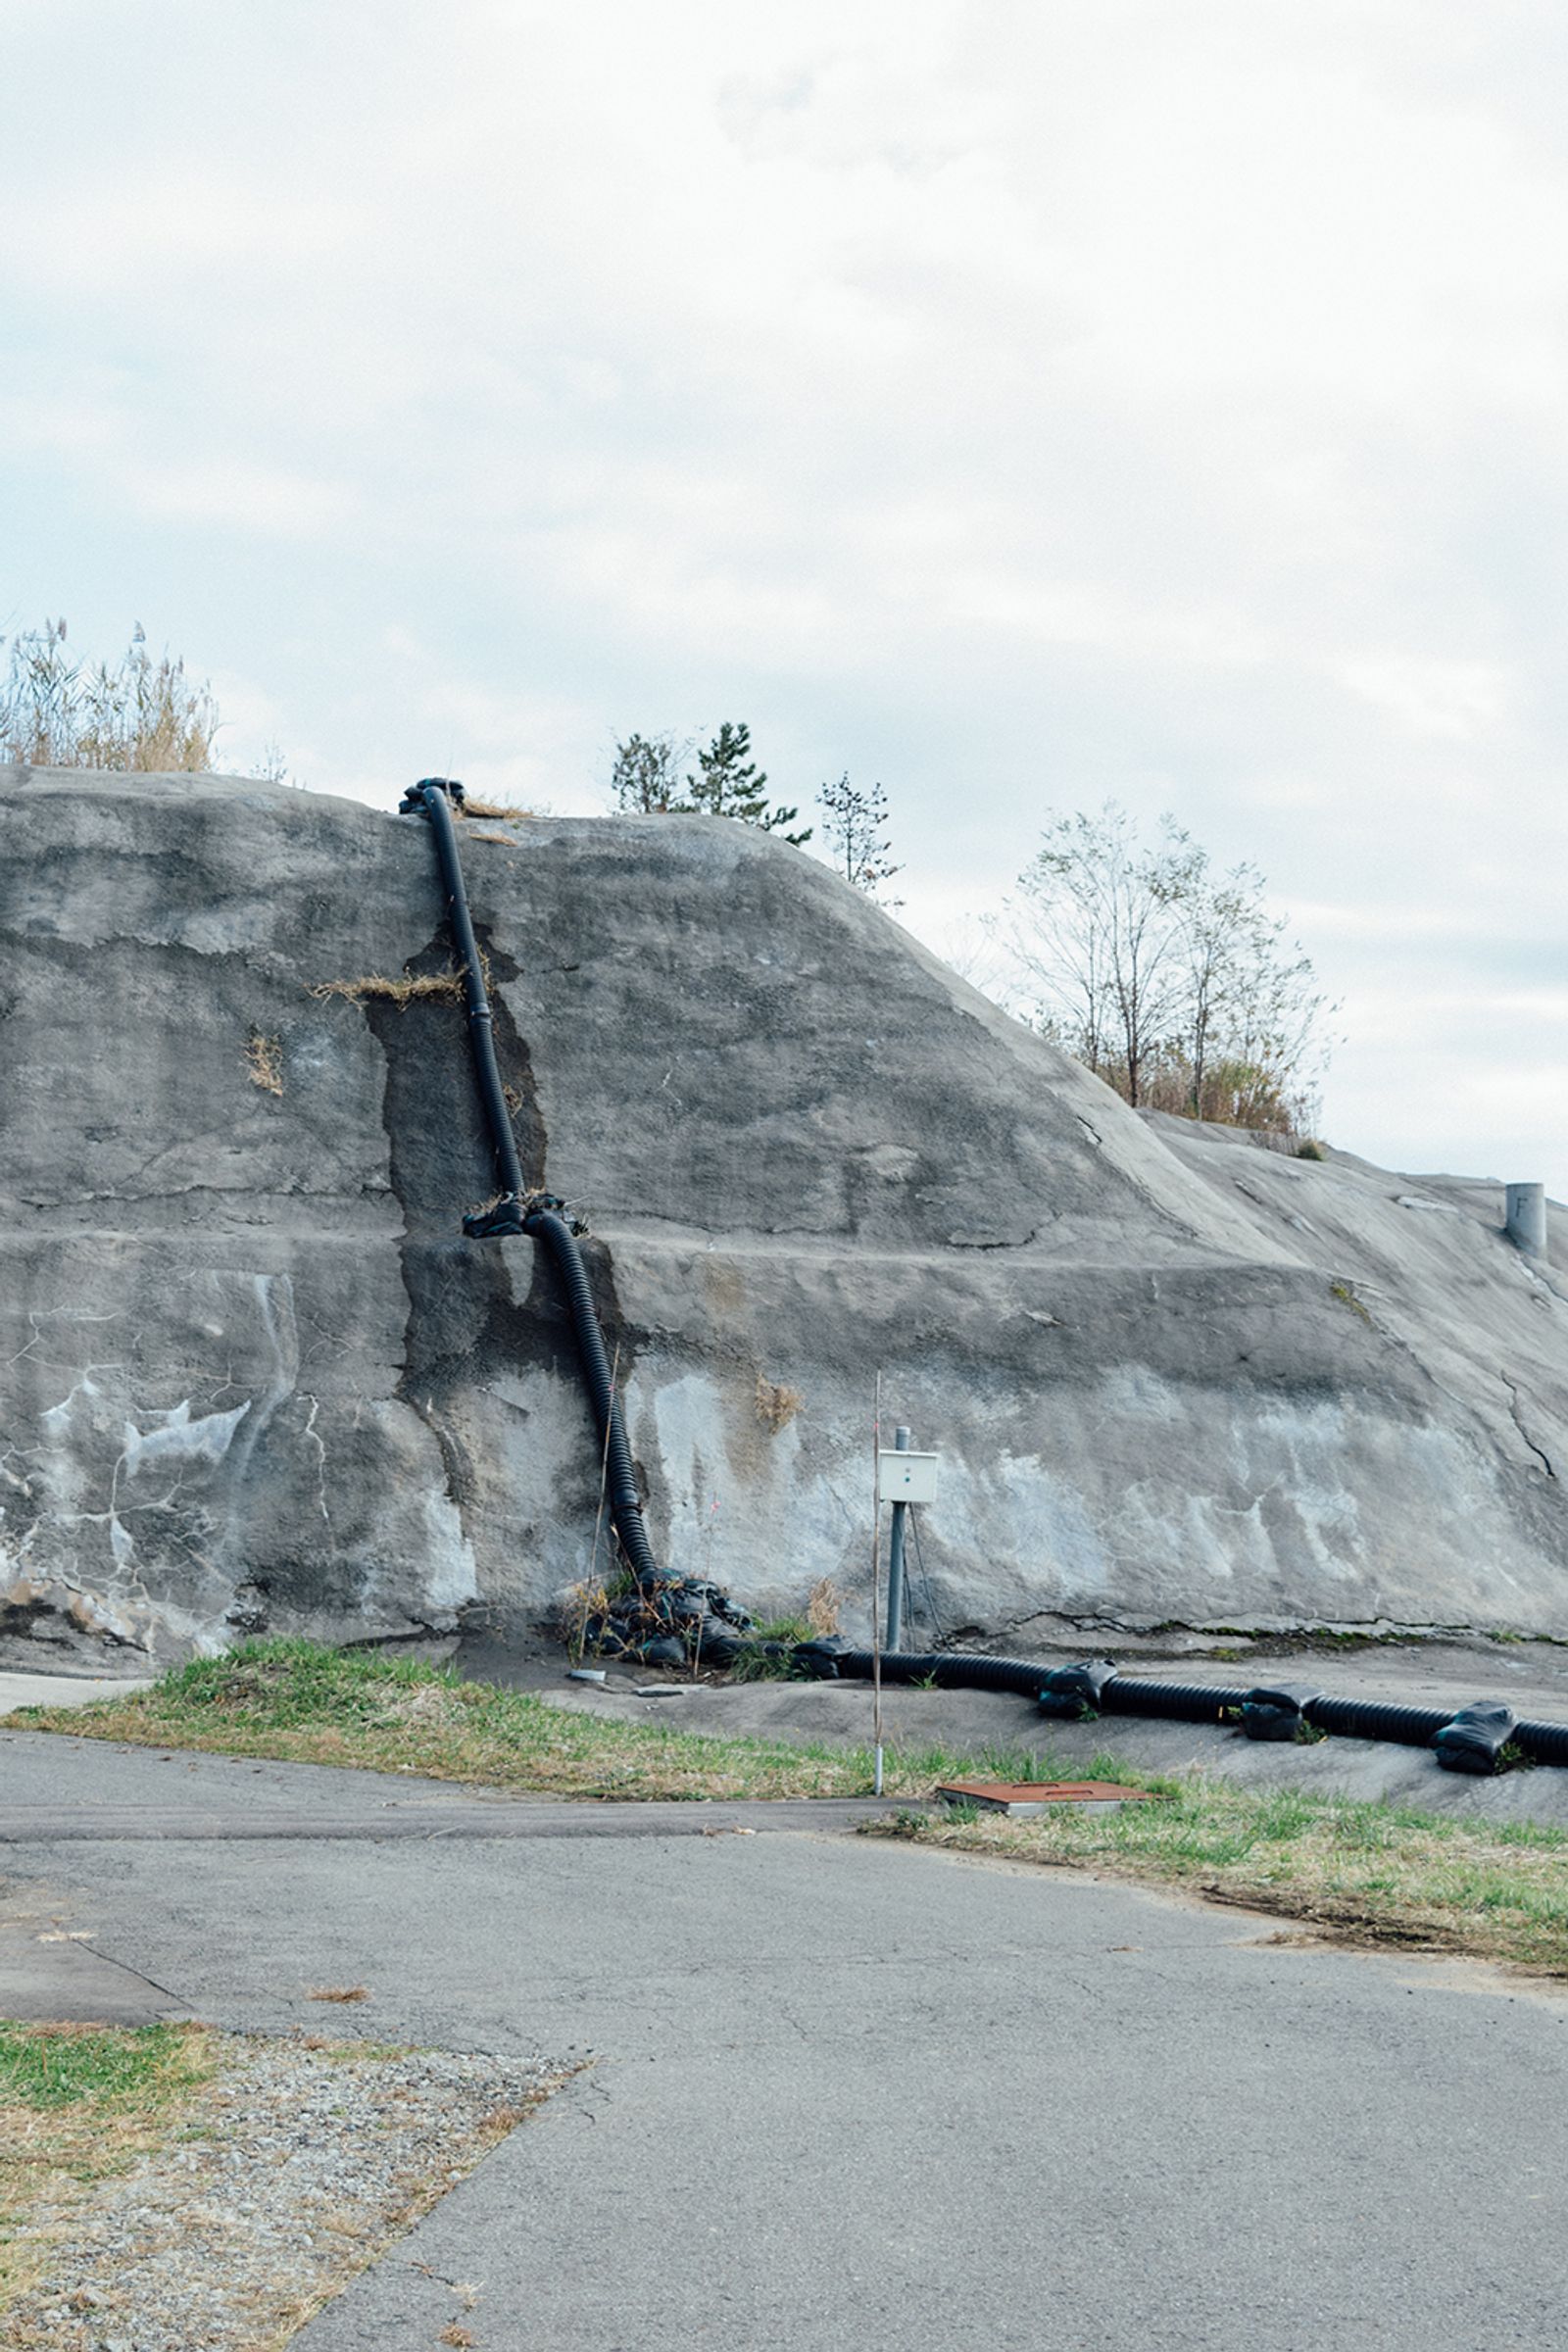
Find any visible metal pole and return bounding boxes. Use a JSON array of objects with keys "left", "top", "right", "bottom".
[
  {"left": 871, "top": 1372, "right": 884, "bottom": 1798},
  {"left": 886, "top": 1425, "right": 910, "bottom": 1654}
]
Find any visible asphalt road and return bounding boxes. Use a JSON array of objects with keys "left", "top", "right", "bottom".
[{"left": 3, "top": 1727, "right": 1566, "bottom": 2350}]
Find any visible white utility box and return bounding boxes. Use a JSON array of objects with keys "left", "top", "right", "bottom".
[{"left": 878, "top": 1449, "right": 939, "bottom": 1505}]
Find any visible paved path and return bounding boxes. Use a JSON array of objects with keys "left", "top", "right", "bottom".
[
  {"left": 0, "top": 1668, "right": 155, "bottom": 1710},
  {"left": 0, "top": 1797, "right": 895, "bottom": 1843},
  {"left": 3, "top": 1727, "right": 1566, "bottom": 2349}
]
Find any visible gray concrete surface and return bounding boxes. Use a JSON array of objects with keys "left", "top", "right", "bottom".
[
  {"left": 0, "top": 1888, "right": 187, "bottom": 2026},
  {"left": 0, "top": 1670, "right": 156, "bottom": 1710},
  {"left": 1, "top": 1731, "right": 1565, "bottom": 2350},
  {"left": 0, "top": 1795, "right": 897, "bottom": 1843},
  {"left": 4, "top": 765, "right": 1566, "bottom": 1670}
]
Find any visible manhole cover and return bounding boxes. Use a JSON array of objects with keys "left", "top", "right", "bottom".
[{"left": 935, "top": 1780, "right": 1159, "bottom": 1816}]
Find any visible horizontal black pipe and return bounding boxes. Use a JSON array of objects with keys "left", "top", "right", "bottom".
[
  {"left": 826, "top": 1649, "right": 1568, "bottom": 1770},
  {"left": 1515, "top": 1719, "right": 1568, "bottom": 1767},
  {"left": 1303, "top": 1694, "right": 1452, "bottom": 1746},
  {"left": 834, "top": 1650, "right": 1047, "bottom": 1698},
  {"left": 1100, "top": 1677, "right": 1249, "bottom": 1722}
]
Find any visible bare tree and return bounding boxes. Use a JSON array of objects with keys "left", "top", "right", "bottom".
[
  {"left": 1007, "top": 803, "right": 1188, "bottom": 1107},
  {"left": 817, "top": 772, "right": 902, "bottom": 903},
  {"left": 609, "top": 730, "right": 687, "bottom": 812},
  {"left": 1004, "top": 803, "right": 1330, "bottom": 1132}
]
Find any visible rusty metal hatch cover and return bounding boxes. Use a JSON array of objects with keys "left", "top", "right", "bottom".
[{"left": 935, "top": 1780, "right": 1160, "bottom": 1816}]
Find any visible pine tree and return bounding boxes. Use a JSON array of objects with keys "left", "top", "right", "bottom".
[
  {"left": 684, "top": 722, "right": 811, "bottom": 845},
  {"left": 817, "top": 773, "right": 902, "bottom": 903}
]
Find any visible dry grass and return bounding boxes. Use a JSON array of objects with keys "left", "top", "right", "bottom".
[
  {"left": 466, "top": 828, "right": 521, "bottom": 845},
  {"left": 244, "top": 1032, "right": 283, "bottom": 1095},
  {"left": 305, "top": 1987, "right": 369, "bottom": 2005},
  {"left": 0, "top": 2023, "right": 219, "bottom": 2313},
  {"left": 3, "top": 1641, "right": 925, "bottom": 1801},
  {"left": 806, "top": 1577, "right": 845, "bottom": 1638},
  {"left": 0, "top": 620, "right": 221, "bottom": 773},
  {"left": 458, "top": 796, "right": 532, "bottom": 820},
  {"left": 558, "top": 1576, "right": 612, "bottom": 1663},
  {"left": 879, "top": 1773, "right": 1568, "bottom": 1977},
  {"left": 306, "top": 970, "right": 465, "bottom": 1009},
  {"left": 755, "top": 1375, "right": 803, "bottom": 1434}
]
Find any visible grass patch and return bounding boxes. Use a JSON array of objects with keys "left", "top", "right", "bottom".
[
  {"left": 1, "top": 1640, "right": 950, "bottom": 1801},
  {"left": 457, "top": 795, "right": 533, "bottom": 820},
  {"left": 0, "top": 2023, "right": 217, "bottom": 2310},
  {"left": 878, "top": 1771, "right": 1568, "bottom": 1976},
  {"left": 306, "top": 970, "right": 464, "bottom": 1009},
  {"left": 244, "top": 1030, "right": 283, "bottom": 1095},
  {"left": 0, "top": 2022, "right": 208, "bottom": 2116}
]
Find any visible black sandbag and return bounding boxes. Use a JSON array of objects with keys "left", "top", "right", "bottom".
[
  {"left": 1434, "top": 1701, "right": 1517, "bottom": 1775},
  {"left": 1242, "top": 1684, "right": 1324, "bottom": 1742},
  {"left": 792, "top": 1638, "right": 848, "bottom": 1680},
  {"left": 1038, "top": 1659, "right": 1120, "bottom": 1718}
]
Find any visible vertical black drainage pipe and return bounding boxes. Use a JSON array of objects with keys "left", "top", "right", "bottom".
[
  {"left": 402, "top": 777, "right": 525, "bottom": 1207},
  {"left": 520, "top": 1202, "right": 663, "bottom": 1598},
  {"left": 399, "top": 776, "right": 666, "bottom": 1606}
]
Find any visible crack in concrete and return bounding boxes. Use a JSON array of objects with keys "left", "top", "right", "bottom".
[{"left": 1504, "top": 1380, "right": 1557, "bottom": 1479}]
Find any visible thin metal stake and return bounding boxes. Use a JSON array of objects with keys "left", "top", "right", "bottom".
[
  {"left": 587, "top": 1342, "right": 620, "bottom": 1589},
  {"left": 871, "top": 1370, "right": 884, "bottom": 1797}
]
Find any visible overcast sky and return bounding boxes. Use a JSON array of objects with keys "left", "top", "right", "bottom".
[{"left": 5, "top": 1, "right": 1565, "bottom": 1193}]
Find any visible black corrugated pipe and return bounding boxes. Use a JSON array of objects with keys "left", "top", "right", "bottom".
[
  {"left": 823, "top": 1649, "right": 1568, "bottom": 1773},
  {"left": 399, "top": 777, "right": 665, "bottom": 1606},
  {"left": 400, "top": 778, "right": 525, "bottom": 1205},
  {"left": 1302, "top": 1694, "right": 1452, "bottom": 1746},
  {"left": 1512, "top": 1719, "right": 1568, "bottom": 1766},
  {"left": 1100, "top": 1677, "right": 1249, "bottom": 1723},
  {"left": 834, "top": 1649, "right": 1051, "bottom": 1699},
  {"left": 830, "top": 1654, "right": 1251, "bottom": 1717},
  {"left": 520, "top": 1201, "right": 663, "bottom": 1597},
  {"left": 397, "top": 776, "right": 1568, "bottom": 1730}
]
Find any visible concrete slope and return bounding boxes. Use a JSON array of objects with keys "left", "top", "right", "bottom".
[{"left": 1, "top": 764, "right": 1563, "bottom": 1661}]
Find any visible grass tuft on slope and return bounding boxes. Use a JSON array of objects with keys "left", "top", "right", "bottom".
[{"left": 3, "top": 1639, "right": 939, "bottom": 1800}]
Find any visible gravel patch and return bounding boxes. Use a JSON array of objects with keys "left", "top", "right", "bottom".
[{"left": 2, "top": 2035, "right": 566, "bottom": 2350}]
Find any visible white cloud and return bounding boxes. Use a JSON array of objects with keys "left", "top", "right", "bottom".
[
  {"left": 2, "top": 0, "right": 1565, "bottom": 1190},
  {"left": 1335, "top": 656, "right": 1518, "bottom": 741}
]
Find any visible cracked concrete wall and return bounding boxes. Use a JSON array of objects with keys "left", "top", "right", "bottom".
[{"left": 3, "top": 765, "right": 1566, "bottom": 1665}]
